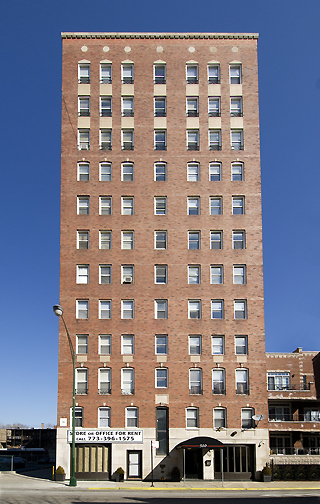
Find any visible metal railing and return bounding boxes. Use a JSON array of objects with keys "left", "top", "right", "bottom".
[
  {"left": 189, "top": 385, "right": 203, "bottom": 395},
  {"left": 187, "top": 78, "right": 199, "bottom": 84},
  {"left": 100, "top": 142, "right": 112, "bottom": 150},
  {"left": 99, "top": 386, "right": 111, "bottom": 395},
  {"left": 209, "top": 144, "right": 221, "bottom": 151},
  {"left": 100, "top": 78, "right": 112, "bottom": 84},
  {"left": 269, "top": 413, "right": 320, "bottom": 422},
  {"left": 155, "top": 143, "right": 167, "bottom": 150},
  {"left": 236, "top": 383, "right": 249, "bottom": 395},
  {"left": 231, "top": 111, "right": 243, "bottom": 117},
  {"left": 100, "top": 110, "right": 112, "bottom": 117},
  {"left": 122, "top": 77, "right": 134, "bottom": 84},
  {"left": 268, "top": 383, "right": 311, "bottom": 391},
  {"left": 79, "top": 77, "right": 90, "bottom": 84},
  {"left": 154, "top": 77, "right": 166, "bottom": 84},
  {"left": 208, "top": 111, "right": 221, "bottom": 117},
  {"left": 231, "top": 144, "right": 244, "bottom": 150},
  {"left": 154, "top": 110, "right": 166, "bottom": 117},
  {"left": 187, "top": 110, "right": 199, "bottom": 117},
  {"left": 187, "top": 143, "right": 199, "bottom": 151},
  {"left": 122, "top": 142, "right": 134, "bottom": 150},
  {"left": 271, "top": 447, "right": 320, "bottom": 456},
  {"left": 79, "top": 110, "right": 90, "bottom": 117},
  {"left": 208, "top": 77, "right": 220, "bottom": 84},
  {"left": 213, "top": 384, "right": 226, "bottom": 395},
  {"left": 78, "top": 143, "right": 90, "bottom": 150},
  {"left": 76, "top": 386, "right": 88, "bottom": 395},
  {"left": 122, "top": 110, "right": 134, "bottom": 117},
  {"left": 121, "top": 389, "right": 134, "bottom": 395}
]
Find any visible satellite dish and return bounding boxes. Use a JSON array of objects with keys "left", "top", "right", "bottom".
[{"left": 252, "top": 414, "right": 265, "bottom": 422}]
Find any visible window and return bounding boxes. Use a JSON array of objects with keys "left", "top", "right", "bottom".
[
  {"left": 235, "top": 336, "right": 248, "bottom": 355},
  {"left": 122, "top": 231, "right": 134, "bottom": 249},
  {"left": 304, "top": 409, "right": 320, "bottom": 422},
  {"left": 100, "top": 163, "right": 112, "bottom": 182},
  {"left": 230, "top": 97, "right": 243, "bottom": 117},
  {"left": 209, "top": 130, "right": 221, "bottom": 150},
  {"left": 234, "top": 300, "right": 247, "bottom": 319},
  {"left": 210, "top": 231, "right": 222, "bottom": 249},
  {"left": 241, "top": 408, "right": 254, "bottom": 429},
  {"left": 189, "top": 368, "right": 202, "bottom": 395},
  {"left": 233, "top": 265, "right": 246, "bottom": 284},
  {"left": 99, "top": 334, "right": 111, "bottom": 355},
  {"left": 78, "top": 64, "right": 90, "bottom": 84},
  {"left": 74, "top": 407, "right": 83, "bottom": 427},
  {"left": 236, "top": 369, "right": 249, "bottom": 395},
  {"left": 77, "top": 230, "right": 89, "bottom": 249},
  {"left": 122, "top": 265, "right": 134, "bottom": 284},
  {"left": 189, "top": 335, "right": 201, "bottom": 355},
  {"left": 78, "top": 97, "right": 90, "bottom": 116},
  {"left": 77, "top": 162, "right": 89, "bottom": 181},
  {"left": 187, "top": 130, "right": 199, "bottom": 151},
  {"left": 209, "top": 162, "right": 221, "bottom": 181},
  {"left": 269, "top": 405, "right": 290, "bottom": 421},
  {"left": 186, "top": 65, "right": 198, "bottom": 84},
  {"left": 121, "top": 163, "right": 134, "bottom": 181},
  {"left": 100, "top": 197, "right": 112, "bottom": 215},
  {"left": 211, "top": 300, "right": 224, "bottom": 319},
  {"left": 214, "top": 408, "right": 226, "bottom": 428},
  {"left": 98, "top": 407, "right": 110, "bottom": 427},
  {"left": 188, "top": 300, "right": 201, "bottom": 319},
  {"left": 76, "top": 335, "right": 88, "bottom": 354},
  {"left": 208, "top": 64, "right": 220, "bottom": 84},
  {"left": 212, "top": 336, "right": 224, "bottom": 355},
  {"left": 154, "top": 97, "right": 166, "bottom": 117},
  {"left": 76, "top": 368, "right": 88, "bottom": 394},
  {"left": 121, "top": 368, "right": 134, "bottom": 394},
  {"left": 188, "top": 265, "right": 200, "bottom": 284},
  {"left": 212, "top": 368, "right": 226, "bottom": 394},
  {"left": 122, "top": 130, "right": 134, "bottom": 150},
  {"left": 233, "top": 230, "right": 245, "bottom": 249},
  {"left": 155, "top": 231, "right": 167, "bottom": 249},
  {"left": 230, "top": 65, "right": 242, "bottom": 84},
  {"left": 154, "top": 130, "right": 167, "bottom": 150},
  {"left": 122, "top": 97, "right": 134, "bottom": 117},
  {"left": 121, "top": 197, "right": 134, "bottom": 215},
  {"left": 186, "top": 97, "right": 199, "bottom": 117},
  {"left": 210, "top": 265, "right": 223, "bottom": 284},
  {"left": 121, "top": 335, "right": 134, "bottom": 354},
  {"left": 267, "top": 372, "right": 290, "bottom": 391},
  {"left": 78, "top": 129, "right": 90, "bottom": 150},
  {"left": 232, "top": 196, "right": 245, "bottom": 215},
  {"left": 121, "top": 300, "right": 134, "bottom": 319},
  {"left": 187, "top": 163, "right": 199, "bottom": 182},
  {"left": 99, "top": 368, "right": 111, "bottom": 394},
  {"left": 155, "top": 335, "right": 168, "bottom": 355},
  {"left": 122, "top": 64, "right": 134, "bottom": 84},
  {"left": 155, "top": 299, "right": 168, "bottom": 319},
  {"left": 188, "top": 231, "right": 200, "bottom": 249},
  {"left": 186, "top": 408, "right": 199, "bottom": 428},
  {"left": 155, "top": 162, "right": 167, "bottom": 181},
  {"left": 231, "top": 162, "right": 244, "bottom": 181},
  {"left": 187, "top": 197, "right": 200, "bottom": 215},
  {"left": 100, "top": 129, "right": 112, "bottom": 150},
  {"left": 154, "top": 197, "right": 167, "bottom": 215},
  {"left": 100, "top": 97, "right": 112, "bottom": 116},
  {"left": 99, "top": 300, "right": 111, "bottom": 319},
  {"left": 231, "top": 130, "right": 244, "bottom": 150},
  {"left": 210, "top": 197, "right": 222, "bottom": 215},
  {"left": 99, "top": 230, "right": 111, "bottom": 249},
  {"left": 99, "top": 265, "right": 111, "bottom": 284},
  {"left": 100, "top": 63, "right": 112, "bottom": 84},
  {"left": 208, "top": 97, "right": 220, "bottom": 117},
  {"left": 77, "top": 265, "right": 89, "bottom": 284},
  {"left": 76, "top": 300, "right": 88, "bottom": 319},
  {"left": 77, "top": 196, "right": 89, "bottom": 215},
  {"left": 126, "top": 407, "right": 139, "bottom": 428},
  {"left": 154, "top": 64, "right": 166, "bottom": 84},
  {"left": 156, "top": 407, "right": 169, "bottom": 455},
  {"left": 155, "top": 265, "right": 167, "bottom": 284},
  {"left": 156, "top": 368, "right": 168, "bottom": 388}
]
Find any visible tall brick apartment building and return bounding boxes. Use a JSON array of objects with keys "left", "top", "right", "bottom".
[{"left": 56, "top": 32, "right": 269, "bottom": 481}]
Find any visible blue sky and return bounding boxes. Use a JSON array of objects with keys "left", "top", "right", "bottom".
[{"left": 1, "top": 0, "right": 319, "bottom": 427}]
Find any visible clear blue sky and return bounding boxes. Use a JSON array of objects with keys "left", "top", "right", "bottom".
[{"left": 1, "top": 0, "right": 319, "bottom": 427}]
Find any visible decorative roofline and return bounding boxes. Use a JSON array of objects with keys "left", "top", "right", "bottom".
[{"left": 61, "top": 32, "right": 259, "bottom": 40}]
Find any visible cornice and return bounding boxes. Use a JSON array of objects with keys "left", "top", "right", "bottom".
[{"left": 61, "top": 32, "right": 259, "bottom": 40}]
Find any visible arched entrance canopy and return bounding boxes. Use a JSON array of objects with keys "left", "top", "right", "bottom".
[{"left": 175, "top": 436, "right": 224, "bottom": 449}]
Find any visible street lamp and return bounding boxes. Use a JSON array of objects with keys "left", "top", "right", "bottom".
[{"left": 53, "top": 304, "right": 77, "bottom": 487}]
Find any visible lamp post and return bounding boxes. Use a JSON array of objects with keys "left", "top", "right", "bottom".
[{"left": 53, "top": 304, "right": 77, "bottom": 487}]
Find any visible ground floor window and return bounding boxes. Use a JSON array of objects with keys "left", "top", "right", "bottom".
[
  {"left": 214, "top": 445, "right": 253, "bottom": 477},
  {"left": 75, "top": 444, "right": 110, "bottom": 479},
  {"left": 127, "top": 450, "right": 142, "bottom": 478}
]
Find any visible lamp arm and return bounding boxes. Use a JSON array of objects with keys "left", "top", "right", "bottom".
[{"left": 60, "top": 314, "right": 75, "bottom": 359}]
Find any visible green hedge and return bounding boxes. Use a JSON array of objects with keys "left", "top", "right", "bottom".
[{"left": 273, "top": 465, "right": 320, "bottom": 481}]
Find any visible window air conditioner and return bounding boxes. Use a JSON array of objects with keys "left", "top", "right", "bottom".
[{"left": 124, "top": 276, "right": 133, "bottom": 283}]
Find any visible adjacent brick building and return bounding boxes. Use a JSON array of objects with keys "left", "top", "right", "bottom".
[{"left": 56, "top": 32, "right": 269, "bottom": 481}]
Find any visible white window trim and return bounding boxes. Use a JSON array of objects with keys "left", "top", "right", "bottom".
[
  {"left": 154, "top": 264, "right": 168, "bottom": 284},
  {"left": 121, "top": 300, "right": 134, "bottom": 319},
  {"left": 186, "top": 407, "right": 199, "bottom": 429},
  {"left": 76, "top": 264, "right": 89, "bottom": 284},
  {"left": 99, "top": 334, "right": 111, "bottom": 355},
  {"left": 154, "top": 230, "right": 167, "bottom": 249},
  {"left": 155, "top": 299, "right": 168, "bottom": 319},
  {"left": 121, "top": 197, "right": 134, "bottom": 215},
  {"left": 121, "top": 231, "right": 134, "bottom": 249},
  {"left": 155, "top": 367, "right": 168, "bottom": 388},
  {"left": 126, "top": 407, "right": 139, "bottom": 428},
  {"left": 121, "top": 265, "right": 134, "bottom": 284},
  {"left": 121, "top": 334, "right": 134, "bottom": 355},
  {"left": 99, "top": 300, "right": 111, "bottom": 319},
  {"left": 98, "top": 407, "right": 111, "bottom": 428},
  {"left": 99, "top": 162, "right": 112, "bottom": 182},
  {"left": 99, "top": 230, "right": 111, "bottom": 249},
  {"left": 99, "top": 264, "right": 111, "bottom": 284},
  {"left": 76, "top": 334, "right": 88, "bottom": 355},
  {"left": 99, "top": 196, "right": 112, "bottom": 215}
]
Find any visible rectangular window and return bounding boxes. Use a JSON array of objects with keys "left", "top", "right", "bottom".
[
  {"left": 154, "top": 64, "right": 166, "bottom": 84},
  {"left": 99, "top": 368, "right": 111, "bottom": 394},
  {"left": 74, "top": 407, "right": 83, "bottom": 427},
  {"left": 233, "top": 230, "right": 245, "bottom": 249},
  {"left": 78, "top": 64, "right": 90, "bottom": 84},
  {"left": 209, "top": 162, "right": 221, "bottom": 181},
  {"left": 186, "top": 97, "right": 199, "bottom": 117},
  {"left": 187, "top": 130, "right": 199, "bottom": 151},
  {"left": 154, "top": 162, "right": 167, "bottom": 181},
  {"left": 100, "top": 129, "right": 112, "bottom": 150},
  {"left": 210, "top": 231, "right": 222, "bottom": 249},
  {"left": 188, "top": 300, "right": 201, "bottom": 319},
  {"left": 99, "top": 334, "right": 111, "bottom": 355},
  {"left": 122, "top": 64, "right": 134, "bottom": 84},
  {"left": 186, "top": 408, "right": 199, "bottom": 428},
  {"left": 212, "top": 336, "right": 224, "bottom": 355},
  {"left": 231, "top": 130, "right": 244, "bottom": 150},
  {"left": 236, "top": 369, "right": 249, "bottom": 395},
  {"left": 155, "top": 265, "right": 167, "bottom": 284},
  {"left": 187, "top": 163, "right": 199, "bottom": 182},
  {"left": 76, "top": 300, "right": 88, "bottom": 319},
  {"left": 214, "top": 408, "right": 226, "bottom": 428},
  {"left": 100, "top": 197, "right": 112, "bottom": 215},
  {"left": 77, "top": 163, "right": 90, "bottom": 181},
  {"left": 210, "top": 265, "right": 223, "bottom": 284},
  {"left": 121, "top": 163, "right": 134, "bottom": 181},
  {"left": 187, "top": 197, "right": 200, "bottom": 215},
  {"left": 77, "top": 230, "right": 89, "bottom": 249},
  {"left": 76, "top": 368, "right": 88, "bottom": 394},
  {"left": 189, "top": 369, "right": 202, "bottom": 395},
  {"left": 212, "top": 368, "right": 225, "bottom": 395},
  {"left": 235, "top": 336, "right": 248, "bottom": 355},
  {"left": 155, "top": 299, "right": 168, "bottom": 319},
  {"left": 186, "top": 65, "right": 198, "bottom": 84},
  {"left": 154, "top": 97, "right": 166, "bottom": 117},
  {"left": 304, "top": 409, "right": 320, "bottom": 421},
  {"left": 98, "top": 407, "right": 110, "bottom": 427},
  {"left": 231, "top": 162, "right": 244, "bottom": 181},
  {"left": 121, "top": 335, "right": 134, "bottom": 354},
  {"left": 77, "top": 265, "right": 89, "bottom": 284},
  {"left": 122, "top": 97, "right": 134, "bottom": 117},
  {"left": 230, "top": 65, "right": 242, "bottom": 84},
  {"left": 122, "top": 265, "right": 134, "bottom": 284},
  {"left": 99, "top": 162, "right": 112, "bottom": 182},
  {"left": 78, "top": 129, "right": 90, "bottom": 150},
  {"left": 76, "top": 335, "right": 88, "bottom": 354},
  {"left": 210, "top": 197, "right": 222, "bottom": 215},
  {"left": 154, "top": 197, "right": 167, "bottom": 215},
  {"left": 77, "top": 196, "right": 89, "bottom": 215},
  {"left": 188, "top": 231, "right": 200, "bottom": 249},
  {"left": 122, "top": 130, "right": 134, "bottom": 150},
  {"left": 208, "top": 64, "right": 220, "bottom": 84},
  {"left": 234, "top": 300, "right": 247, "bottom": 319},
  {"left": 99, "top": 230, "right": 111, "bottom": 249},
  {"left": 267, "top": 372, "right": 290, "bottom": 391},
  {"left": 100, "top": 63, "right": 112, "bottom": 83},
  {"left": 100, "top": 96, "right": 112, "bottom": 117},
  {"left": 208, "top": 97, "right": 220, "bottom": 117},
  {"left": 121, "top": 300, "right": 134, "bottom": 319},
  {"left": 156, "top": 407, "right": 169, "bottom": 455},
  {"left": 269, "top": 405, "right": 291, "bottom": 422},
  {"left": 188, "top": 265, "right": 200, "bottom": 284},
  {"left": 233, "top": 265, "right": 246, "bottom": 284},
  {"left": 232, "top": 196, "right": 245, "bottom": 214},
  {"left": 230, "top": 97, "right": 243, "bottom": 117},
  {"left": 122, "top": 231, "right": 134, "bottom": 249},
  {"left": 156, "top": 368, "right": 168, "bottom": 388},
  {"left": 211, "top": 300, "right": 224, "bottom": 319},
  {"left": 155, "top": 231, "right": 167, "bottom": 249},
  {"left": 154, "top": 130, "right": 167, "bottom": 150},
  {"left": 99, "top": 265, "right": 111, "bottom": 284},
  {"left": 155, "top": 335, "right": 168, "bottom": 355},
  {"left": 99, "top": 300, "right": 111, "bottom": 319},
  {"left": 189, "top": 335, "right": 201, "bottom": 355},
  {"left": 209, "top": 130, "right": 221, "bottom": 150},
  {"left": 241, "top": 409, "right": 254, "bottom": 429},
  {"left": 121, "top": 368, "right": 134, "bottom": 395},
  {"left": 122, "top": 197, "right": 134, "bottom": 215},
  {"left": 126, "top": 407, "right": 138, "bottom": 428}
]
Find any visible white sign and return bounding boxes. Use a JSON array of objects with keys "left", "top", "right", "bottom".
[
  {"left": 152, "top": 441, "right": 159, "bottom": 448},
  {"left": 67, "top": 429, "right": 143, "bottom": 444}
]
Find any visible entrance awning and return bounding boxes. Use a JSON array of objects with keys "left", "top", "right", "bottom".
[{"left": 175, "top": 436, "right": 224, "bottom": 449}]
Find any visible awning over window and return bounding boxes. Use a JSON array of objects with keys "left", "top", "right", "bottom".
[{"left": 175, "top": 436, "right": 224, "bottom": 449}]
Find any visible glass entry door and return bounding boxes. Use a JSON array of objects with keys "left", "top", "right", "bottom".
[{"left": 127, "top": 450, "right": 142, "bottom": 478}]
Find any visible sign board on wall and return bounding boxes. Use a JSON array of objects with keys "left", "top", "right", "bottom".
[{"left": 67, "top": 429, "right": 143, "bottom": 444}]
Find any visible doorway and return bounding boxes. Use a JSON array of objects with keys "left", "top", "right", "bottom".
[{"left": 185, "top": 448, "right": 203, "bottom": 479}]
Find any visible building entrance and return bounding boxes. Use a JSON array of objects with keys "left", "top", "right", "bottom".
[
  {"left": 74, "top": 444, "right": 110, "bottom": 480},
  {"left": 185, "top": 448, "right": 203, "bottom": 479}
]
